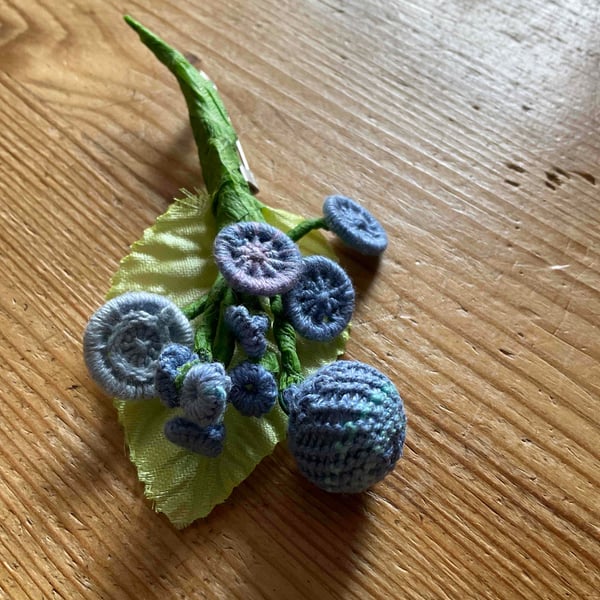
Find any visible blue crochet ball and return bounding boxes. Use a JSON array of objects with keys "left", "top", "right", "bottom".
[{"left": 286, "top": 361, "right": 407, "bottom": 493}]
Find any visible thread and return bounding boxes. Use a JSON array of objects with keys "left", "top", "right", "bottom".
[
  {"left": 323, "top": 195, "right": 388, "bottom": 256},
  {"left": 155, "top": 344, "right": 198, "bottom": 408},
  {"left": 213, "top": 221, "right": 302, "bottom": 296},
  {"left": 83, "top": 291, "right": 194, "bottom": 400},
  {"left": 180, "top": 362, "right": 231, "bottom": 427},
  {"left": 224, "top": 305, "right": 270, "bottom": 359},
  {"left": 286, "top": 360, "right": 407, "bottom": 493},
  {"left": 164, "top": 417, "right": 225, "bottom": 457},
  {"left": 228, "top": 361, "right": 278, "bottom": 417},
  {"left": 283, "top": 255, "right": 354, "bottom": 341}
]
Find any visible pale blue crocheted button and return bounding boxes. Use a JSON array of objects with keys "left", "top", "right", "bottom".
[
  {"left": 286, "top": 360, "right": 406, "bottom": 493},
  {"left": 164, "top": 417, "right": 225, "bottom": 457},
  {"left": 228, "top": 361, "right": 277, "bottom": 417},
  {"left": 155, "top": 344, "right": 198, "bottom": 408},
  {"left": 179, "top": 362, "right": 231, "bottom": 427},
  {"left": 282, "top": 255, "right": 354, "bottom": 341},
  {"left": 213, "top": 221, "right": 302, "bottom": 296},
  {"left": 323, "top": 195, "right": 388, "bottom": 256},
  {"left": 83, "top": 292, "right": 194, "bottom": 400}
]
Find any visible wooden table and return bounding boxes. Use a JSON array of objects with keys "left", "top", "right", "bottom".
[{"left": 1, "top": 1, "right": 598, "bottom": 598}]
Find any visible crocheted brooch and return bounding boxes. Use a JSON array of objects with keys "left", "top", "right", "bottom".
[{"left": 83, "top": 16, "right": 407, "bottom": 527}]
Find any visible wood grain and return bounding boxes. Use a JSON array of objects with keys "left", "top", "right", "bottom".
[{"left": 0, "top": 0, "right": 598, "bottom": 598}]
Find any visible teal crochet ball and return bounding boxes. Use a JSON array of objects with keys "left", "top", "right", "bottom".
[{"left": 286, "top": 361, "right": 407, "bottom": 493}]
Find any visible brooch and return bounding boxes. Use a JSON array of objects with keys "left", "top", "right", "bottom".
[{"left": 83, "top": 16, "right": 407, "bottom": 527}]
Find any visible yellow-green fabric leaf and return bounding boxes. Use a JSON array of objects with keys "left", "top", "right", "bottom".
[{"left": 107, "top": 192, "right": 348, "bottom": 528}]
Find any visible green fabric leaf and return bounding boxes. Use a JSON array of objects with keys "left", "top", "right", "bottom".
[{"left": 107, "top": 192, "right": 348, "bottom": 528}]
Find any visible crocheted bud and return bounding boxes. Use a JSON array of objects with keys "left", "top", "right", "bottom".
[
  {"left": 286, "top": 361, "right": 406, "bottom": 493},
  {"left": 83, "top": 292, "right": 194, "bottom": 400},
  {"left": 283, "top": 255, "right": 354, "bottom": 342},
  {"left": 154, "top": 344, "right": 198, "bottom": 408},
  {"left": 323, "top": 195, "right": 388, "bottom": 256},
  {"left": 213, "top": 221, "right": 302, "bottom": 296},
  {"left": 180, "top": 362, "right": 231, "bottom": 427},
  {"left": 228, "top": 361, "right": 278, "bottom": 417},
  {"left": 164, "top": 417, "right": 225, "bottom": 457},
  {"left": 224, "top": 305, "right": 270, "bottom": 359}
]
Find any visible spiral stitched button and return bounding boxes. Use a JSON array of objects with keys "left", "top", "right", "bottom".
[
  {"left": 283, "top": 255, "right": 354, "bottom": 341},
  {"left": 323, "top": 195, "right": 388, "bottom": 256},
  {"left": 213, "top": 221, "right": 302, "bottom": 296},
  {"left": 83, "top": 292, "right": 194, "bottom": 400},
  {"left": 228, "top": 361, "right": 278, "bottom": 417}
]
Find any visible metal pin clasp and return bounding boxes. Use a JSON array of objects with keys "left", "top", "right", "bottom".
[{"left": 236, "top": 139, "right": 259, "bottom": 194}]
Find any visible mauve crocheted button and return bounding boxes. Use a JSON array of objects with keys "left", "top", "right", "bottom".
[
  {"left": 323, "top": 195, "right": 388, "bottom": 256},
  {"left": 213, "top": 221, "right": 302, "bottom": 296},
  {"left": 286, "top": 360, "right": 407, "bottom": 493},
  {"left": 282, "top": 255, "right": 354, "bottom": 341},
  {"left": 83, "top": 292, "right": 194, "bottom": 400}
]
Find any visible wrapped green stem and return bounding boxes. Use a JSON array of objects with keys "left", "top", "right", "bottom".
[
  {"left": 124, "top": 15, "right": 265, "bottom": 229},
  {"left": 259, "top": 349, "right": 281, "bottom": 376},
  {"left": 193, "top": 275, "right": 228, "bottom": 361},
  {"left": 286, "top": 217, "right": 328, "bottom": 242},
  {"left": 271, "top": 296, "right": 303, "bottom": 413},
  {"left": 181, "top": 294, "right": 209, "bottom": 320},
  {"left": 211, "top": 287, "right": 236, "bottom": 367}
]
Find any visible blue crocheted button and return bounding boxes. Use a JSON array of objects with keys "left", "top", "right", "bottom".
[
  {"left": 164, "top": 417, "right": 225, "bottom": 457},
  {"left": 154, "top": 344, "right": 198, "bottom": 408},
  {"left": 228, "top": 361, "right": 277, "bottom": 417},
  {"left": 83, "top": 292, "right": 194, "bottom": 400},
  {"left": 179, "top": 362, "right": 231, "bottom": 427},
  {"left": 213, "top": 221, "right": 302, "bottom": 296},
  {"left": 224, "top": 305, "right": 270, "bottom": 359},
  {"left": 282, "top": 255, "right": 354, "bottom": 341},
  {"left": 286, "top": 361, "right": 407, "bottom": 493},
  {"left": 323, "top": 195, "right": 388, "bottom": 256}
]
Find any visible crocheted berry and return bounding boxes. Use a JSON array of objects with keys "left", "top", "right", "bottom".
[
  {"left": 228, "top": 362, "right": 278, "bottom": 417},
  {"left": 213, "top": 221, "right": 302, "bottom": 296},
  {"left": 283, "top": 255, "right": 354, "bottom": 341},
  {"left": 286, "top": 361, "right": 406, "bottom": 493},
  {"left": 224, "top": 305, "right": 270, "bottom": 359},
  {"left": 180, "top": 362, "right": 231, "bottom": 427},
  {"left": 323, "top": 195, "right": 388, "bottom": 256},
  {"left": 155, "top": 344, "right": 198, "bottom": 408},
  {"left": 83, "top": 291, "right": 194, "bottom": 400},
  {"left": 164, "top": 417, "right": 225, "bottom": 457}
]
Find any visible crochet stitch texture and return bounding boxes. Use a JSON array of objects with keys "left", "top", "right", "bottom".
[
  {"left": 180, "top": 362, "right": 232, "bottom": 427},
  {"left": 224, "top": 305, "right": 270, "bottom": 359},
  {"left": 83, "top": 292, "right": 194, "bottom": 400},
  {"left": 286, "top": 361, "right": 406, "bottom": 493},
  {"left": 213, "top": 221, "right": 302, "bottom": 296},
  {"left": 228, "top": 361, "right": 278, "bottom": 417},
  {"left": 164, "top": 417, "right": 226, "bottom": 457},
  {"left": 155, "top": 343, "right": 198, "bottom": 407},
  {"left": 283, "top": 255, "right": 354, "bottom": 341},
  {"left": 323, "top": 195, "right": 388, "bottom": 256}
]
